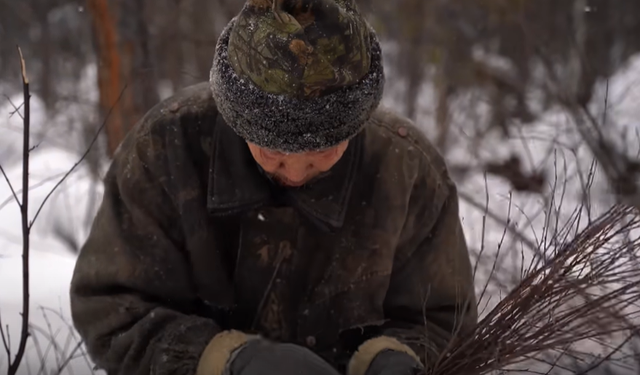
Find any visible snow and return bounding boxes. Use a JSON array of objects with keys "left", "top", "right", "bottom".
[
  {"left": 0, "top": 52, "right": 639, "bottom": 374},
  {"left": 0, "top": 147, "right": 102, "bottom": 374},
  {"left": 0, "top": 76, "right": 103, "bottom": 373},
  {"left": 382, "top": 50, "right": 640, "bottom": 373}
]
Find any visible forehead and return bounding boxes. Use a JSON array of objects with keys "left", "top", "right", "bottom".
[
  {"left": 263, "top": 148, "right": 330, "bottom": 157},
  {"left": 248, "top": 140, "right": 349, "bottom": 160},
  {"left": 255, "top": 143, "right": 338, "bottom": 155}
]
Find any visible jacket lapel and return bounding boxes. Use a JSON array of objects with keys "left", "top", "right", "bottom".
[
  {"left": 206, "top": 114, "right": 362, "bottom": 231},
  {"left": 288, "top": 134, "right": 362, "bottom": 231},
  {"left": 207, "top": 115, "right": 271, "bottom": 216}
]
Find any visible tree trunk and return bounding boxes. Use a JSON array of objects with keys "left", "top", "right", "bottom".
[{"left": 87, "top": 0, "right": 158, "bottom": 157}]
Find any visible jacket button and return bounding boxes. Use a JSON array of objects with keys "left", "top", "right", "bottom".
[
  {"left": 306, "top": 336, "right": 316, "bottom": 348},
  {"left": 397, "top": 126, "right": 408, "bottom": 137}
]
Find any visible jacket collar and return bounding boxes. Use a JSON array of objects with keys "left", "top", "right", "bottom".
[{"left": 207, "top": 115, "right": 362, "bottom": 231}]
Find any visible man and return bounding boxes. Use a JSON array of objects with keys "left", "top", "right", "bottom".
[{"left": 70, "top": 0, "right": 478, "bottom": 374}]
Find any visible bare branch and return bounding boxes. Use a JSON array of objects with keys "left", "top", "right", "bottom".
[
  {"left": 572, "top": 102, "right": 640, "bottom": 211},
  {"left": 0, "top": 313, "right": 10, "bottom": 362},
  {"left": 430, "top": 205, "right": 640, "bottom": 375},
  {"left": 0, "top": 165, "right": 20, "bottom": 209},
  {"left": 29, "top": 84, "right": 128, "bottom": 228},
  {"left": 459, "top": 189, "right": 538, "bottom": 254},
  {"left": 3, "top": 95, "right": 24, "bottom": 120},
  {"left": 0, "top": 172, "right": 66, "bottom": 212},
  {"left": 2, "top": 44, "right": 126, "bottom": 374},
  {"left": 7, "top": 44, "right": 32, "bottom": 375},
  {"left": 529, "top": 26, "right": 640, "bottom": 213}
]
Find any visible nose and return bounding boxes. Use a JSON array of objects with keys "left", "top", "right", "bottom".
[{"left": 281, "top": 163, "right": 311, "bottom": 183}]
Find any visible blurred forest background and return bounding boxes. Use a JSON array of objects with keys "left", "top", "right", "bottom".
[
  {"left": 2, "top": 0, "right": 640, "bottom": 374},
  {"left": 3, "top": 0, "right": 640, "bottom": 244},
  {"left": 2, "top": 0, "right": 640, "bottom": 161}
]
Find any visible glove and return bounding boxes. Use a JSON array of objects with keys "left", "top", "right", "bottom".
[
  {"left": 229, "top": 339, "right": 342, "bottom": 375},
  {"left": 347, "top": 336, "right": 424, "bottom": 375},
  {"left": 196, "top": 330, "right": 340, "bottom": 375},
  {"left": 364, "top": 350, "right": 424, "bottom": 375}
]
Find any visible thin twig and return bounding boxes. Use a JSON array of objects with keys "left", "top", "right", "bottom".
[
  {"left": 0, "top": 172, "right": 66, "bottom": 212},
  {"left": 55, "top": 341, "right": 85, "bottom": 375},
  {"left": 3, "top": 95, "right": 24, "bottom": 120},
  {"left": 2, "top": 45, "right": 116, "bottom": 375},
  {"left": 0, "top": 314, "right": 10, "bottom": 361},
  {"left": 459, "top": 190, "right": 538, "bottom": 253},
  {"left": 29, "top": 84, "right": 127, "bottom": 227},
  {"left": 428, "top": 204, "right": 640, "bottom": 375},
  {"left": 0, "top": 165, "right": 20, "bottom": 208},
  {"left": 7, "top": 44, "right": 31, "bottom": 375}
]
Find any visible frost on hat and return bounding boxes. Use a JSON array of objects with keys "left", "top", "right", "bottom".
[{"left": 210, "top": 0, "right": 385, "bottom": 152}]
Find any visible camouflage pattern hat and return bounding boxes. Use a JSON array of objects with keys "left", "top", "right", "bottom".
[
  {"left": 229, "top": 0, "right": 372, "bottom": 98},
  {"left": 210, "top": 0, "right": 385, "bottom": 153}
]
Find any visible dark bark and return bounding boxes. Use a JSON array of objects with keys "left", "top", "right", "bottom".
[{"left": 87, "top": 0, "right": 159, "bottom": 157}]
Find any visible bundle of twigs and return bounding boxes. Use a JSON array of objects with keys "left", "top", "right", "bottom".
[{"left": 431, "top": 204, "right": 640, "bottom": 375}]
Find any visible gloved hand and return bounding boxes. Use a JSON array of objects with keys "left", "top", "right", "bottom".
[
  {"left": 228, "top": 338, "right": 342, "bottom": 375},
  {"left": 196, "top": 330, "right": 340, "bottom": 375},
  {"left": 364, "top": 350, "right": 424, "bottom": 375},
  {"left": 347, "top": 336, "right": 424, "bottom": 375}
]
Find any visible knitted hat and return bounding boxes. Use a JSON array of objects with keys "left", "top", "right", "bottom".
[{"left": 210, "top": 0, "right": 385, "bottom": 153}]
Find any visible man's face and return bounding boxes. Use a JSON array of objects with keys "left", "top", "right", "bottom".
[{"left": 247, "top": 141, "right": 350, "bottom": 187}]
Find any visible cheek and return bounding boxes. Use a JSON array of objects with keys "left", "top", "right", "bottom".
[
  {"left": 314, "top": 155, "right": 342, "bottom": 171},
  {"left": 258, "top": 158, "right": 282, "bottom": 172},
  {"left": 251, "top": 150, "right": 282, "bottom": 172}
]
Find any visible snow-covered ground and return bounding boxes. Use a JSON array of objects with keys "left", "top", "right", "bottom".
[
  {"left": 1, "top": 53, "right": 639, "bottom": 374},
  {"left": 0, "top": 70, "right": 103, "bottom": 374},
  {"left": 0, "top": 147, "right": 101, "bottom": 374}
]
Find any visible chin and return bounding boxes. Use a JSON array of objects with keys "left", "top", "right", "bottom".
[
  {"left": 276, "top": 178, "right": 308, "bottom": 187},
  {"left": 272, "top": 171, "right": 331, "bottom": 187}
]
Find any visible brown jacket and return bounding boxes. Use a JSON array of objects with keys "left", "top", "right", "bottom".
[{"left": 70, "top": 82, "right": 477, "bottom": 375}]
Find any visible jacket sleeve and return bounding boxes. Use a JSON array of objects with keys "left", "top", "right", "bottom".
[
  {"left": 348, "top": 157, "right": 478, "bottom": 375},
  {"left": 70, "top": 123, "right": 225, "bottom": 375}
]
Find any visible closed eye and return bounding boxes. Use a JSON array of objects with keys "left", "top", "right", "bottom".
[{"left": 261, "top": 149, "right": 284, "bottom": 159}]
